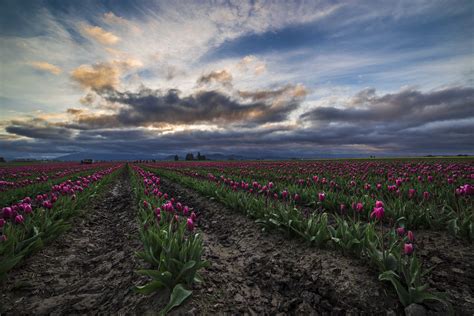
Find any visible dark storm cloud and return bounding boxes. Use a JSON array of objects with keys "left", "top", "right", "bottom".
[
  {"left": 69, "top": 87, "right": 300, "bottom": 129},
  {"left": 5, "top": 119, "right": 74, "bottom": 140},
  {"left": 301, "top": 86, "right": 474, "bottom": 130},
  {"left": 238, "top": 84, "right": 308, "bottom": 101}
]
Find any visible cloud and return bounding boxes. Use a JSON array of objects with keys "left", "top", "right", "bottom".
[
  {"left": 196, "top": 70, "right": 233, "bottom": 88},
  {"left": 71, "top": 59, "right": 142, "bottom": 92},
  {"left": 28, "top": 61, "right": 62, "bottom": 75},
  {"left": 80, "top": 24, "right": 120, "bottom": 45},
  {"left": 5, "top": 119, "right": 74, "bottom": 140},
  {"left": 301, "top": 86, "right": 474, "bottom": 130},
  {"left": 103, "top": 12, "right": 141, "bottom": 34},
  {"left": 237, "top": 55, "right": 267, "bottom": 75},
  {"left": 238, "top": 84, "right": 308, "bottom": 102}
]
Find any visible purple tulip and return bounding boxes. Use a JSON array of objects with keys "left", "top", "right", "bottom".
[
  {"left": 2, "top": 207, "right": 12, "bottom": 218},
  {"left": 318, "top": 193, "right": 325, "bottom": 202},
  {"left": 0, "top": 218, "right": 5, "bottom": 228},
  {"left": 356, "top": 202, "right": 364, "bottom": 213},
  {"left": 154, "top": 207, "right": 161, "bottom": 216},
  {"left": 190, "top": 212, "right": 197, "bottom": 222},
  {"left": 15, "top": 214, "right": 24, "bottom": 224},
  {"left": 407, "top": 230, "right": 414, "bottom": 242},
  {"left": 282, "top": 190, "right": 288, "bottom": 200},
  {"left": 23, "top": 204, "right": 33, "bottom": 214},
  {"left": 42, "top": 200, "right": 53, "bottom": 209},
  {"left": 423, "top": 191, "right": 430, "bottom": 200},
  {"left": 183, "top": 206, "right": 189, "bottom": 215}
]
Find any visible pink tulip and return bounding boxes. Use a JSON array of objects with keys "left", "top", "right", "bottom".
[
  {"left": 42, "top": 201, "right": 53, "bottom": 209},
  {"left": 176, "top": 202, "right": 183, "bottom": 211},
  {"left": 318, "top": 193, "right": 325, "bottom": 202},
  {"left": 154, "top": 207, "right": 161, "bottom": 215},
  {"left": 408, "top": 189, "right": 416, "bottom": 199},
  {"left": 23, "top": 197, "right": 31, "bottom": 204},
  {"left": 23, "top": 204, "right": 32, "bottom": 214},
  {"left": 294, "top": 193, "right": 300, "bottom": 201},
  {"left": 143, "top": 200, "right": 149, "bottom": 208},
  {"left": 191, "top": 212, "right": 197, "bottom": 222},
  {"left": 404, "top": 243, "right": 414, "bottom": 255},
  {"left": 407, "top": 230, "right": 414, "bottom": 242},
  {"left": 186, "top": 218, "right": 194, "bottom": 231},
  {"left": 282, "top": 190, "right": 288, "bottom": 200},
  {"left": 356, "top": 202, "right": 364, "bottom": 213},
  {"left": 375, "top": 200, "right": 384, "bottom": 208},
  {"left": 268, "top": 182, "right": 274, "bottom": 189},
  {"left": 370, "top": 206, "right": 384, "bottom": 220}
]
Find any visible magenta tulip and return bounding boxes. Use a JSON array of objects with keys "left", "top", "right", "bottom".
[
  {"left": 356, "top": 202, "right": 364, "bottom": 213},
  {"left": 2, "top": 207, "right": 12, "bottom": 218},
  {"left": 318, "top": 193, "right": 325, "bottom": 202},
  {"left": 375, "top": 200, "right": 384, "bottom": 208},
  {"left": 397, "top": 227, "right": 405, "bottom": 236},
  {"left": 407, "top": 230, "right": 414, "bottom": 242},
  {"left": 191, "top": 212, "right": 197, "bottom": 222},
  {"left": 423, "top": 191, "right": 430, "bottom": 200},
  {"left": 0, "top": 218, "right": 5, "bottom": 228},
  {"left": 370, "top": 206, "right": 384, "bottom": 220},
  {"left": 404, "top": 243, "right": 414, "bottom": 255},
  {"left": 15, "top": 215, "right": 24, "bottom": 224},
  {"left": 183, "top": 206, "right": 189, "bottom": 215},
  {"left": 186, "top": 218, "right": 194, "bottom": 231}
]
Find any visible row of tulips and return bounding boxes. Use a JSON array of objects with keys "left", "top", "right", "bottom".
[
  {"left": 0, "top": 161, "right": 90, "bottom": 180},
  {"left": 147, "top": 166, "right": 452, "bottom": 311},
  {"left": 145, "top": 162, "right": 473, "bottom": 241},
  {"left": 0, "top": 164, "right": 122, "bottom": 279},
  {"left": 0, "top": 163, "right": 113, "bottom": 192},
  {"left": 130, "top": 165, "right": 207, "bottom": 314}
]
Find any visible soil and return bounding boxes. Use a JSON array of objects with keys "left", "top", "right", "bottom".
[
  {"left": 415, "top": 230, "right": 474, "bottom": 314},
  {"left": 158, "top": 177, "right": 402, "bottom": 315},
  {"left": 0, "top": 167, "right": 165, "bottom": 315},
  {"left": 1, "top": 167, "right": 471, "bottom": 315}
]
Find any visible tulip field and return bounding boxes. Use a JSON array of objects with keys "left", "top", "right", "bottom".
[{"left": 0, "top": 159, "right": 473, "bottom": 314}]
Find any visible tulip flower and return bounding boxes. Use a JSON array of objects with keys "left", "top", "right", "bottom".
[
  {"left": 42, "top": 201, "right": 53, "bottom": 209},
  {"left": 143, "top": 200, "right": 149, "bottom": 208},
  {"left": 15, "top": 214, "right": 24, "bottom": 224},
  {"left": 176, "top": 202, "right": 183, "bottom": 211},
  {"left": 183, "top": 206, "right": 189, "bottom": 215},
  {"left": 407, "top": 230, "right": 414, "bottom": 242},
  {"left": 397, "top": 227, "right": 405, "bottom": 236},
  {"left": 408, "top": 189, "right": 416, "bottom": 199},
  {"left": 318, "top": 192, "right": 325, "bottom": 202},
  {"left": 282, "top": 190, "right": 288, "bottom": 200},
  {"left": 375, "top": 200, "right": 384, "bottom": 208},
  {"left": 423, "top": 191, "right": 430, "bottom": 200},
  {"left": 0, "top": 218, "right": 5, "bottom": 228},
  {"left": 0, "top": 235, "right": 6, "bottom": 242},
  {"left": 154, "top": 207, "right": 161, "bottom": 216},
  {"left": 186, "top": 218, "right": 194, "bottom": 231},
  {"left": 2, "top": 207, "right": 12, "bottom": 218},
  {"left": 294, "top": 193, "right": 300, "bottom": 201},
  {"left": 23, "top": 204, "right": 32, "bottom": 214},
  {"left": 191, "top": 212, "right": 197, "bottom": 222},
  {"left": 356, "top": 202, "right": 364, "bottom": 213},
  {"left": 370, "top": 206, "right": 384, "bottom": 220},
  {"left": 23, "top": 197, "right": 31, "bottom": 204},
  {"left": 404, "top": 243, "right": 414, "bottom": 255},
  {"left": 174, "top": 214, "right": 179, "bottom": 222}
]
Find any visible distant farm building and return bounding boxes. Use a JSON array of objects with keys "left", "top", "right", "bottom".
[{"left": 81, "top": 159, "right": 93, "bottom": 164}]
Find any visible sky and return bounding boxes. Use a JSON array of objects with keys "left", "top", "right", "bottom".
[{"left": 0, "top": 0, "right": 473, "bottom": 159}]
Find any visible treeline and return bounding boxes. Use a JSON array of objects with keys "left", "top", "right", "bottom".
[{"left": 175, "top": 152, "right": 207, "bottom": 161}]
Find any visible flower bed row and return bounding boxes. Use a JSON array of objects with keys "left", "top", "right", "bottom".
[
  {"left": 130, "top": 164, "right": 206, "bottom": 314},
  {"left": 0, "top": 164, "right": 122, "bottom": 279}
]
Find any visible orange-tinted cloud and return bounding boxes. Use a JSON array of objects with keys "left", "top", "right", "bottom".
[
  {"left": 29, "top": 61, "right": 62, "bottom": 75},
  {"left": 81, "top": 25, "right": 120, "bottom": 45}
]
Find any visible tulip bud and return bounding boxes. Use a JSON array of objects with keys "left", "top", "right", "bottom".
[
  {"left": 2, "top": 207, "right": 12, "bottom": 218},
  {"left": 404, "top": 243, "right": 414, "bottom": 255},
  {"left": 143, "top": 200, "right": 149, "bottom": 209},
  {"left": 183, "top": 206, "right": 189, "bottom": 215},
  {"left": 423, "top": 191, "right": 430, "bottom": 200},
  {"left": 407, "top": 230, "right": 414, "bottom": 242},
  {"left": 294, "top": 193, "right": 300, "bottom": 201},
  {"left": 356, "top": 202, "right": 364, "bottom": 213},
  {"left": 15, "top": 214, "right": 24, "bottom": 224},
  {"left": 375, "top": 200, "right": 384, "bottom": 208},
  {"left": 318, "top": 193, "right": 325, "bottom": 202},
  {"left": 397, "top": 227, "right": 405, "bottom": 236},
  {"left": 370, "top": 207, "right": 384, "bottom": 220},
  {"left": 191, "top": 212, "right": 197, "bottom": 222},
  {"left": 0, "top": 218, "right": 5, "bottom": 228},
  {"left": 154, "top": 207, "right": 161, "bottom": 215},
  {"left": 186, "top": 218, "right": 194, "bottom": 231}
]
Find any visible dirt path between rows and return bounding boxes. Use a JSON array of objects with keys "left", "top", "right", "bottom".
[
  {"left": 0, "top": 167, "right": 164, "bottom": 315},
  {"left": 158, "top": 177, "right": 401, "bottom": 315}
]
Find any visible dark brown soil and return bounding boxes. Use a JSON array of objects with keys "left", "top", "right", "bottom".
[
  {"left": 0, "top": 167, "right": 165, "bottom": 315},
  {"left": 159, "top": 178, "right": 402, "bottom": 315},
  {"left": 415, "top": 230, "right": 474, "bottom": 315}
]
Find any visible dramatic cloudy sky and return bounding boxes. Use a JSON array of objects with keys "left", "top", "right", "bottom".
[{"left": 0, "top": 0, "right": 473, "bottom": 159}]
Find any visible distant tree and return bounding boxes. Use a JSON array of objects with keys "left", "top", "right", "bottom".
[
  {"left": 174, "top": 155, "right": 179, "bottom": 161},
  {"left": 185, "top": 153, "right": 194, "bottom": 161},
  {"left": 197, "top": 152, "right": 206, "bottom": 160},
  {"left": 0, "top": 157, "right": 5, "bottom": 163}
]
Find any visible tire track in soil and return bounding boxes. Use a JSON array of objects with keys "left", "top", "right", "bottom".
[
  {"left": 0, "top": 167, "right": 164, "bottom": 315},
  {"left": 158, "top": 177, "right": 401, "bottom": 315}
]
